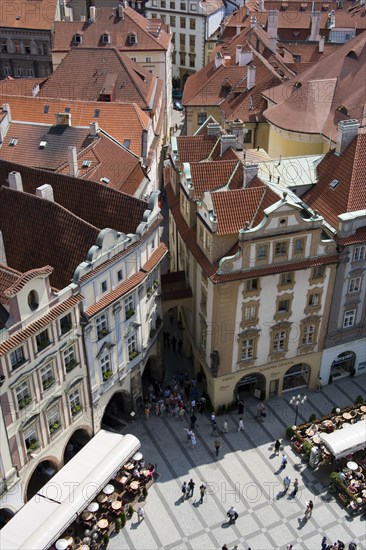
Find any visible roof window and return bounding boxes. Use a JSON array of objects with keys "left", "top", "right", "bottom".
[
  {"left": 43, "top": 105, "right": 49, "bottom": 114},
  {"left": 294, "top": 81, "right": 302, "bottom": 88},
  {"left": 329, "top": 179, "right": 340, "bottom": 189},
  {"left": 128, "top": 33, "right": 137, "bottom": 45},
  {"left": 94, "top": 109, "right": 100, "bottom": 118},
  {"left": 39, "top": 141, "right": 47, "bottom": 149},
  {"left": 82, "top": 160, "right": 92, "bottom": 168},
  {"left": 9, "top": 138, "right": 18, "bottom": 146},
  {"left": 100, "top": 177, "right": 110, "bottom": 184},
  {"left": 337, "top": 105, "right": 348, "bottom": 116},
  {"left": 123, "top": 139, "right": 131, "bottom": 149},
  {"left": 73, "top": 34, "right": 82, "bottom": 44},
  {"left": 101, "top": 33, "right": 110, "bottom": 44}
]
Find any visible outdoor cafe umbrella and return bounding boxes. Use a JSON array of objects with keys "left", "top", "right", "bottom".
[
  {"left": 102, "top": 484, "right": 114, "bottom": 495},
  {"left": 132, "top": 451, "right": 143, "bottom": 462},
  {"left": 87, "top": 502, "right": 99, "bottom": 512},
  {"left": 55, "top": 540, "right": 69, "bottom": 550}
]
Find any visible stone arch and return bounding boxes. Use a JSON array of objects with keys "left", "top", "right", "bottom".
[
  {"left": 24, "top": 456, "right": 59, "bottom": 502},
  {"left": 235, "top": 372, "right": 266, "bottom": 400},
  {"left": 0, "top": 507, "right": 15, "bottom": 529},
  {"left": 282, "top": 363, "right": 310, "bottom": 392},
  {"left": 101, "top": 390, "right": 131, "bottom": 432},
  {"left": 62, "top": 426, "right": 92, "bottom": 465}
]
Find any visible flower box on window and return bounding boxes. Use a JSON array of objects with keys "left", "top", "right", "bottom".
[
  {"left": 103, "top": 370, "right": 113, "bottom": 381},
  {"left": 66, "top": 360, "right": 78, "bottom": 373},
  {"left": 98, "top": 328, "right": 109, "bottom": 340},
  {"left": 153, "top": 279, "right": 160, "bottom": 288},
  {"left": 129, "top": 350, "right": 140, "bottom": 361},
  {"left": 50, "top": 422, "right": 61, "bottom": 434},
  {"left": 126, "top": 308, "right": 135, "bottom": 320},
  {"left": 71, "top": 404, "right": 82, "bottom": 416},
  {"left": 43, "top": 378, "right": 55, "bottom": 390},
  {"left": 18, "top": 395, "right": 32, "bottom": 410},
  {"left": 27, "top": 441, "right": 40, "bottom": 454},
  {"left": 37, "top": 339, "right": 51, "bottom": 352}
]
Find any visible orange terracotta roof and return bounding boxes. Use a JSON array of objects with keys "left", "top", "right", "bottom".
[
  {"left": 191, "top": 160, "right": 242, "bottom": 200},
  {"left": 0, "top": 294, "right": 83, "bottom": 356},
  {"left": 0, "top": 264, "right": 23, "bottom": 305},
  {"left": 141, "top": 243, "right": 168, "bottom": 272},
  {"left": 336, "top": 226, "right": 366, "bottom": 246},
  {"left": 53, "top": 6, "right": 171, "bottom": 52},
  {"left": 0, "top": 0, "right": 58, "bottom": 30},
  {"left": 4, "top": 267, "right": 53, "bottom": 297},
  {"left": 38, "top": 48, "right": 157, "bottom": 110},
  {"left": 0, "top": 95, "right": 149, "bottom": 157},
  {"left": 303, "top": 131, "right": 366, "bottom": 228}
]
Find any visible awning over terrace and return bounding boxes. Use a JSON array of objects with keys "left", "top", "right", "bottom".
[
  {"left": 1, "top": 430, "right": 140, "bottom": 550},
  {"left": 319, "top": 418, "right": 366, "bottom": 460}
]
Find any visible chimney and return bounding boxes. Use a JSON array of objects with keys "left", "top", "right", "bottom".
[
  {"left": 326, "top": 10, "right": 336, "bottom": 29},
  {"left": 335, "top": 119, "right": 360, "bottom": 156},
  {"left": 309, "top": 11, "right": 321, "bottom": 41},
  {"left": 243, "top": 163, "right": 259, "bottom": 187},
  {"left": 236, "top": 46, "right": 253, "bottom": 66},
  {"left": 229, "top": 120, "right": 246, "bottom": 151},
  {"left": 36, "top": 184, "right": 54, "bottom": 202},
  {"left": 89, "top": 5, "right": 96, "bottom": 21},
  {"left": 2, "top": 102, "right": 11, "bottom": 120},
  {"left": 8, "top": 171, "right": 23, "bottom": 191},
  {"left": 247, "top": 65, "right": 256, "bottom": 90},
  {"left": 267, "top": 10, "right": 279, "bottom": 38},
  {"left": 207, "top": 122, "right": 222, "bottom": 136},
  {"left": 118, "top": 2, "right": 124, "bottom": 18},
  {"left": 236, "top": 26, "right": 241, "bottom": 35},
  {"left": 220, "top": 134, "right": 236, "bottom": 156},
  {"left": 214, "top": 52, "right": 223, "bottom": 69},
  {"left": 141, "top": 128, "right": 148, "bottom": 163},
  {"left": 250, "top": 15, "right": 256, "bottom": 29},
  {"left": 318, "top": 36, "right": 325, "bottom": 53},
  {"left": 90, "top": 121, "right": 99, "bottom": 137},
  {"left": 258, "top": 0, "right": 265, "bottom": 11},
  {"left": 55, "top": 112, "right": 71, "bottom": 126},
  {"left": 68, "top": 146, "right": 79, "bottom": 177}
]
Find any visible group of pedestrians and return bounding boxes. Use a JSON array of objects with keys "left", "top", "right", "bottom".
[{"left": 181, "top": 479, "right": 206, "bottom": 504}]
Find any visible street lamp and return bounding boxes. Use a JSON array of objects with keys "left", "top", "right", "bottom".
[{"left": 290, "top": 394, "right": 307, "bottom": 426}]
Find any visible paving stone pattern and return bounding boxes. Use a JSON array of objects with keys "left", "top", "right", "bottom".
[{"left": 110, "top": 373, "right": 366, "bottom": 550}]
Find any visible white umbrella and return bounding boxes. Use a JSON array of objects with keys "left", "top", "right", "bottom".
[
  {"left": 132, "top": 451, "right": 143, "bottom": 462},
  {"left": 55, "top": 540, "right": 69, "bottom": 550},
  {"left": 87, "top": 502, "right": 99, "bottom": 512},
  {"left": 102, "top": 484, "right": 114, "bottom": 495}
]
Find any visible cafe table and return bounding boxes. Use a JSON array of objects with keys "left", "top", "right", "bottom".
[
  {"left": 312, "top": 435, "right": 321, "bottom": 445},
  {"left": 129, "top": 480, "right": 140, "bottom": 491},
  {"left": 361, "top": 405, "right": 366, "bottom": 414},
  {"left": 343, "top": 412, "right": 352, "bottom": 420},
  {"left": 81, "top": 511, "right": 93, "bottom": 521},
  {"left": 124, "top": 462, "right": 134, "bottom": 471},
  {"left": 347, "top": 461, "right": 358, "bottom": 471},
  {"left": 97, "top": 494, "right": 108, "bottom": 504},
  {"left": 111, "top": 500, "right": 122, "bottom": 511},
  {"left": 97, "top": 518, "right": 109, "bottom": 529}
]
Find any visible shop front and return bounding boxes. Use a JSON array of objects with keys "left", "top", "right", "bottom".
[{"left": 330, "top": 351, "right": 356, "bottom": 380}]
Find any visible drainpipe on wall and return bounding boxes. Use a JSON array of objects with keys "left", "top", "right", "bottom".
[{"left": 79, "top": 312, "right": 96, "bottom": 436}]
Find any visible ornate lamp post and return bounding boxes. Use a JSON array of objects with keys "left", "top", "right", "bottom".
[{"left": 290, "top": 394, "right": 307, "bottom": 426}]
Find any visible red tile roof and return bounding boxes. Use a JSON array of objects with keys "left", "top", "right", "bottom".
[
  {"left": 0, "top": 95, "right": 150, "bottom": 157},
  {"left": 53, "top": 6, "right": 171, "bottom": 53},
  {"left": 336, "top": 226, "right": 366, "bottom": 246},
  {"left": 38, "top": 48, "right": 158, "bottom": 110},
  {"left": 0, "top": 264, "right": 23, "bottom": 305},
  {"left": 191, "top": 160, "right": 242, "bottom": 200},
  {"left": 0, "top": 0, "right": 58, "bottom": 30},
  {"left": 0, "top": 294, "right": 83, "bottom": 356},
  {"left": 4, "top": 267, "right": 53, "bottom": 297},
  {"left": 141, "top": 243, "right": 168, "bottom": 272},
  {"left": 303, "top": 131, "right": 366, "bottom": 228},
  {"left": 175, "top": 134, "right": 219, "bottom": 163}
]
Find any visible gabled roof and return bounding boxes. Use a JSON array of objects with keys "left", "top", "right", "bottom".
[
  {"left": 175, "top": 134, "right": 219, "bottom": 163},
  {"left": 53, "top": 6, "right": 171, "bottom": 52},
  {"left": 0, "top": 160, "right": 148, "bottom": 288},
  {"left": 37, "top": 48, "right": 157, "bottom": 110},
  {"left": 0, "top": 0, "right": 58, "bottom": 30},
  {"left": 263, "top": 34, "right": 366, "bottom": 139},
  {"left": 190, "top": 160, "right": 242, "bottom": 200},
  {"left": 0, "top": 95, "right": 150, "bottom": 156},
  {"left": 302, "top": 131, "right": 366, "bottom": 228}
]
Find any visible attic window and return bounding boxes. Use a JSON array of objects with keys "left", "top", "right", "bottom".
[
  {"left": 100, "top": 177, "right": 110, "bottom": 184},
  {"left": 16, "top": 15, "right": 21, "bottom": 20},
  {"left": 39, "top": 141, "right": 47, "bottom": 149},
  {"left": 294, "top": 81, "right": 302, "bottom": 88},
  {"left": 94, "top": 109, "right": 100, "bottom": 118},
  {"left": 293, "top": 31, "right": 300, "bottom": 37},
  {"left": 82, "top": 160, "right": 92, "bottom": 168},
  {"left": 128, "top": 33, "right": 137, "bottom": 45},
  {"left": 65, "top": 107, "right": 71, "bottom": 113},
  {"left": 329, "top": 179, "right": 340, "bottom": 189},
  {"left": 73, "top": 34, "right": 82, "bottom": 44},
  {"left": 101, "top": 33, "right": 110, "bottom": 44},
  {"left": 9, "top": 138, "right": 18, "bottom": 146},
  {"left": 337, "top": 105, "right": 348, "bottom": 116},
  {"left": 346, "top": 50, "right": 358, "bottom": 61},
  {"left": 43, "top": 105, "right": 49, "bottom": 114},
  {"left": 123, "top": 139, "right": 131, "bottom": 149}
]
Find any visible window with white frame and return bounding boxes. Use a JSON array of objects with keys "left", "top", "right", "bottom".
[
  {"left": 124, "top": 295, "right": 135, "bottom": 320},
  {"left": 128, "top": 334, "right": 137, "bottom": 359},
  {"left": 302, "top": 324, "right": 315, "bottom": 345},
  {"left": 64, "top": 346, "right": 76, "bottom": 372},
  {"left": 16, "top": 380, "right": 32, "bottom": 409},
  {"left": 47, "top": 405, "right": 61, "bottom": 435},
  {"left": 69, "top": 388, "right": 81, "bottom": 416},
  {"left": 24, "top": 426, "right": 39, "bottom": 454},
  {"left": 40, "top": 364, "right": 55, "bottom": 391},
  {"left": 273, "top": 330, "right": 286, "bottom": 352},
  {"left": 354, "top": 246, "right": 365, "bottom": 261},
  {"left": 311, "top": 265, "right": 325, "bottom": 279},
  {"left": 308, "top": 293, "right": 320, "bottom": 307},
  {"left": 10, "top": 346, "right": 25, "bottom": 370},
  {"left": 243, "top": 305, "right": 256, "bottom": 321},
  {"left": 246, "top": 278, "right": 259, "bottom": 292},
  {"left": 278, "top": 299, "right": 290, "bottom": 313},
  {"left": 36, "top": 329, "right": 50, "bottom": 352},
  {"left": 100, "top": 352, "right": 112, "bottom": 380},
  {"left": 343, "top": 309, "right": 356, "bottom": 328},
  {"left": 274, "top": 241, "right": 287, "bottom": 257},
  {"left": 198, "top": 112, "right": 207, "bottom": 125},
  {"left": 96, "top": 313, "right": 108, "bottom": 340},
  {"left": 60, "top": 313, "right": 72, "bottom": 335},
  {"left": 280, "top": 272, "right": 293, "bottom": 286},
  {"left": 349, "top": 277, "right": 361, "bottom": 293},
  {"left": 241, "top": 338, "right": 254, "bottom": 360}
]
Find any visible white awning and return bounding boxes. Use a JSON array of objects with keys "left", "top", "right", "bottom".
[
  {"left": 1, "top": 430, "right": 140, "bottom": 550},
  {"left": 319, "top": 418, "right": 366, "bottom": 460}
]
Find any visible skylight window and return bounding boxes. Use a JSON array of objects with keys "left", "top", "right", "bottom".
[
  {"left": 9, "top": 138, "right": 18, "bottom": 146},
  {"left": 329, "top": 179, "right": 340, "bottom": 189},
  {"left": 65, "top": 107, "right": 71, "bottom": 113},
  {"left": 82, "top": 160, "right": 92, "bottom": 168},
  {"left": 100, "top": 177, "right": 110, "bottom": 184},
  {"left": 39, "top": 141, "right": 47, "bottom": 149},
  {"left": 94, "top": 109, "right": 100, "bottom": 118},
  {"left": 43, "top": 105, "right": 49, "bottom": 114},
  {"left": 123, "top": 139, "right": 131, "bottom": 149}
]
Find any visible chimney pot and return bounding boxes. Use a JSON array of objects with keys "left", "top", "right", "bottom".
[
  {"left": 335, "top": 119, "right": 360, "bottom": 156},
  {"left": 90, "top": 121, "right": 99, "bottom": 136},
  {"left": 55, "top": 112, "right": 71, "bottom": 126},
  {"left": 220, "top": 134, "right": 236, "bottom": 156},
  {"left": 207, "top": 122, "right": 222, "bottom": 136},
  {"left": 118, "top": 2, "right": 124, "bottom": 18},
  {"left": 36, "top": 184, "right": 54, "bottom": 202},
  {"left": 68, "top": 146, "right": 79, "bottom": 177},
  {"left": 8, "top": 171, "right": 23, "bottom": 191},
  {"left": 214, "top": 52, "right": 223, "bottom": 69},
  {"left": 247, "top": 65, "right": 256, "bottom": 90},
  {"left": 89, "top": 5, "right": 96, "bottom": 21},
  {"left": 243, "top": 163, "right": 258, "bottom": 187}
]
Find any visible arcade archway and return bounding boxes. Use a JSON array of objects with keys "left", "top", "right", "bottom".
[
  {"left": 101, "top": 391, "right": 130, "bottom": 432},
  {"left": 0, "top": 508, "right": 14, "bottom": 530},
  {"left": 235, "top": 373, "right": 266, "bottom": 399},
  {"left": 282, "top": 363, "right": 310, "bottom": 391},
  {"left": 63, "top": 428, "right": 91, "bottom": 464},
  {"left": 25, "top": 459, "right": 58, "bottom": 502}
]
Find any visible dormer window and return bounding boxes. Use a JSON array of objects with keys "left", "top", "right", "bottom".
[
  {"left": 28, "top": 290, "right": 39, "bottom": 311},
  {"left": 294, "top": 81, "right": 302, "bottom": 88},
  {"left": 101, "top": 33, "right": 110, "bottom": 44},
  {"left": 337, "top": 105, "right": 348, "bottom": 116},
  {"left": 73, "top": 33, "right": 82, "bottom": 45},
  {"left": 128, "top": 33, "right": 137, "bottom": 45}
]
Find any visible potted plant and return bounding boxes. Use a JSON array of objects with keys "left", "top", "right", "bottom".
[
  {"left": 302, "top": 440, "right": 312, "bottom": 461},
  {"left": 309, "top": 414, "right": 317, "bottom": 423},
  {"left": 103, "top": 370, "right": 113, "bottom": 381},
  {"left": 121, "top": 511, "right": 126, "bottom": 528},
  {"left": 126, "top": 308, "right": 135, "bottom": 320},
  {"left": 103, "top": 534, "right": 109, "bottom": 547},
  {"left": 72, "top": 404, "right": 81, "bottom": 415},
  {"left": 142, "top": 486, "right": 148, "bottom": 499},
  {"left": 127, "top": 504, "right": 134, "bottom": 517},
  {"left": 286, "top": 425, "right": 295, "bottom": 439},
  {"left": 129, "top": 350, "right": 139, "bottom": 360},
  {"left": 114, "top": 518, "right": 121, "bottom": 533},
  {"left": 329, "top": 471, "right": 343, "bottom": 493},
  {"left": 355, "top": 395, "right": 365, "bottom": 405},
  {"left": 50, "top": 422, "right": 60, "bottom": 434},
  {"left": 27, "top": 440, "right": 39, "bottom": 454}
]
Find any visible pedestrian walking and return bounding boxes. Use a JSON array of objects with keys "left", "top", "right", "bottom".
[
  {"left": 286, "top": 545, "right": 293, "bottom": 550},
  {"left": 210, "top": 412, "right": 216, "bottom": 424},
  {"left": 177, "top": 339, "right": 183, "bottom": 354},
  {"left": 284, "top": 475, "right": 291, "bottom": 493},
  {"left": 137, "top": 506, "right": 145, "bottom": 522},
  {"left": 274, "top": 439, "right": 281, "bottom": 456},
  {"left": 190, "top": 413, "right": 197, "bottom": 430},
  {"left": 214, "top": 437, "right": 222, "bottom": 457},
  {"left": 304, "top": 500, "right": 313, "bottom": 520},
  {"left": 191, "top": 433, "right": 197, "bottom": 448},
  {"left": 222, "top": 419, "right": 228, "bottom": 433},
  {"left": 226, "top": 506, "right": 238, "bottom": 524},
  {"left": 181, "top": 481, "right": 187, "bottom": 497},
  {"left": 281, "top": 453, "right": 288, "bottom": 469},
  {"left": 321, "top": 536, "right": 328, "bottom": 550},
  {"left": 199, "top": 483, "right": 206, "bottom": 504},
  {"left": 144, "top": 405, "right": 150, "bottom": 421},
  {"left": 293, "top": 478, "right": 299, "bottom": 496},
  {"left": 178, "top": 407, "right": 185, "bottom": 421},
  {"left": 171, "top": 335, "right": 177, "bottom": 352},
  {"left": 187, "top": 478, "right": 195, "bottom": 498},
  {"left": 222, "top": 545, "right": 229, "bottom": 550},
  {"left": 238, "top": 417, "right": 244, "bottom": 431},
  {"left": 257, "top": 401, "right": 266, "bottom": 420},
  {"left": 317, "top": 376, "right": 323, "bottom": 391},
  {"left": 237, "top": 399, "right": 244, "bottom": 415}
]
